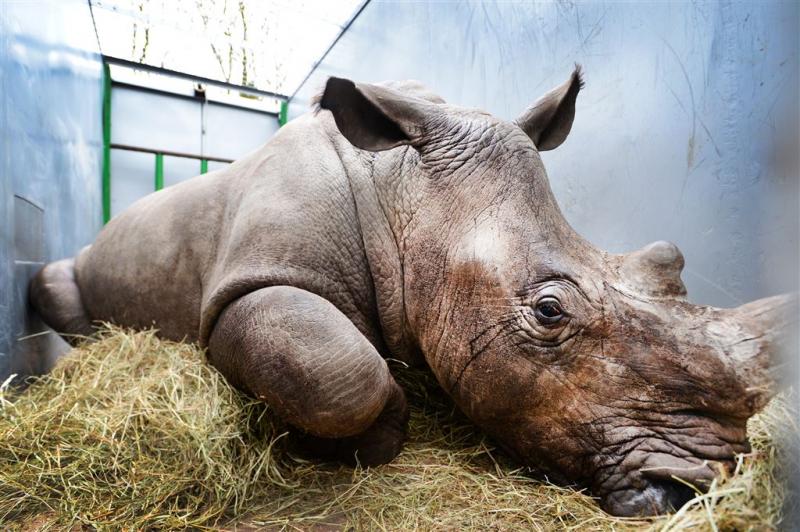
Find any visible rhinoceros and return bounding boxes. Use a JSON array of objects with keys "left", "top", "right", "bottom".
[{"left": 30, "top": 67, "right": 796, "bottom": 516}]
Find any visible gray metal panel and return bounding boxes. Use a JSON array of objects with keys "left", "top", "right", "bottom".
[
  {"left": 207, "top": 161, "right": 231, "bottom": 173},
  {"left": 13, "top": 196, "right": 44, "bottom": 263},
  {"left": 112, "top": 86, "right": 203, "bottom": 155},
  {"left": 12, "top": 195, "right": 48, "bottom": 377},
  {"left": 204, "top": 102, "right": 279, "bottom": 160},
  {"left": 110, "top": 149, "right": 155, "bottom": 218},
  {"left": 163, "top": 155, "right": 202, "bottom": 188},
  {"left": 0, "top": 0, "right": 103, "bottom": 381},
  {"left": 289, "top": 0, "right": 799, "bottom": 308}
]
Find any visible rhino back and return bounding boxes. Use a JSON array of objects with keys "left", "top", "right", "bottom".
[{"left": 77, "top": 114, "right": 381, "bottom": 346}]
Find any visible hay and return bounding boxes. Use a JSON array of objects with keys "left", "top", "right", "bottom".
[{"left": 0, "top": 326, "right": 793, "bottom": 530}]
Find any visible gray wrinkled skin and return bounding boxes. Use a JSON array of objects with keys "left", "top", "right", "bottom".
[{"left": 30, "top": 69, "right": 796, "bottom": 517}]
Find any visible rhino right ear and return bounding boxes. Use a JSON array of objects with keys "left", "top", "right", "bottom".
[
  {"left": 515, "top": 66, "right": 584, "bottom": 151},
  {"left": 317, "top": 77, "right": 430, "bottom": 152}
]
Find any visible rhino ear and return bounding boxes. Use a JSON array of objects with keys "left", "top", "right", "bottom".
[
  {"left": 515, "top": 66, "right": 584, "bottom": 151},
  {"left": 317, "top": 77, "right": 431, "bottom": 152}
]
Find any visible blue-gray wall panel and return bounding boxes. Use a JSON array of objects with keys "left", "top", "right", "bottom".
[
  {"left": 112, "top": 86, "right": 202, "bottom": 155},
  {"left": 110, "top": 149, "right": 155, "bottom": 218},
  {"left": 108, "top": 91, "right": 279, "bottom": 219},
  {"left": 0, "top": 0, "right": 103, "bottom": 381},
  {"left": 163, "top": 155, "right": 203, "bottom": 189},
  {"left": 289, "top": 0, "right": 799, "bottom": 308},
  {"left": 204, "top": 102, "right": 280, "bottom": 160}
]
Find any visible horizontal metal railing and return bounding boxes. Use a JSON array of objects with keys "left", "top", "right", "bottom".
[
  {"left": 108, "top": 143, "right": 234, "bottom": 199},
  {"left": 110, "top": 143, "right": 235, "bottom": 164}
]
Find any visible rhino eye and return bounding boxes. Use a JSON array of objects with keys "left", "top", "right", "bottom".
[{"left": 534, "top": 297, "right": 564, "bottom": 325}]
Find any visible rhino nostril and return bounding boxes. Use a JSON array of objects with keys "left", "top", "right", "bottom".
[
  {"left": 606, "top": 477, "right": 704, "bottom": 517},
  {"left": 651, "top": 478, "right": 699, "bottom": 511}
]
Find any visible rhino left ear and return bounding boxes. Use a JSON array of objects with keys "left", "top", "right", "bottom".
[
  {"left": 317, "top": 77, "right": 433, "bottom": 152},
  {"left": 515, "top": 66, "right": 584, "bottom": 151}
]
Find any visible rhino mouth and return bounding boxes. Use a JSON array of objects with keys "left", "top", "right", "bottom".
[
  {"left": 589, "top": 412, "right": 751, "bottom": 516},
  {"left": 596, "top": 449, "right": 745, "bottom": 516}
]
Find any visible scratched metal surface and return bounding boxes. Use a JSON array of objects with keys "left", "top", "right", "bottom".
[
  {"left": 0, "top": 0, "right": 104, "bottom": 382},
  {"left": 289, "top": 0, "right": 799, "bottom": 308}
]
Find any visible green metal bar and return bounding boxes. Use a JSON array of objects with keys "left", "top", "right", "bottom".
[
  {"left": 102, "top": 62, "right": 112, "bottom": 224},
  {"left": 278, "top": 100, "right": 288, "bottom": 127},
  {"left": 154, "top": 153, "right": 164, "bottom": 191},
  {"left": 200, "top": 159, "right": 209, "bottom": 174}
]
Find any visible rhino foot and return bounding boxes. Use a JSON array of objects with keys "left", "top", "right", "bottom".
[
  {"left": 292, "top": 380, "right": 409, "bottom": 467},
  {"left": 207, "top": 286, "right": 408, "bottom": 460}
]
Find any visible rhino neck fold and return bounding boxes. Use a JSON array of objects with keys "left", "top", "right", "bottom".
[{"left": 336, "top": 139, "right": 427, "bottom": 366}]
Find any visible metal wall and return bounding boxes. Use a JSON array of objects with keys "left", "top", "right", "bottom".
[
  {"left": 0, "top": 0, "right": 282, "bottom": 382},
  {"left": 289, "top": 0, "right": 799, "bottom": 308},
  {"left": 0, "top": 0, "right": 104, "bottom": 381}
]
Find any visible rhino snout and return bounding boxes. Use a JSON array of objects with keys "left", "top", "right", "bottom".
[
  {"left": 593, "top": 412, "right": 751, "bottom": 517},
  {"left": 716, "top": 292, "right": 799, "bottom": 409}
]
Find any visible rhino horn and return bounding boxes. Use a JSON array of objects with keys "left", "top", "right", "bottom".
[
  {"left": 515, "top": 64, "right": 584, "bottom": 151},
  {"left": 620, "top": 240, "right": 687, "bottom": 298}
]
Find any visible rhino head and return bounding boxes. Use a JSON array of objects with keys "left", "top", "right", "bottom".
[{"left": 318, "top": 68, "right": 797, "bottom": 516}]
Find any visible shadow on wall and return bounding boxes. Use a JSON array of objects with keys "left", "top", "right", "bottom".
[{"left": 0, "top": 0, "right": 104, "bottom": 383}]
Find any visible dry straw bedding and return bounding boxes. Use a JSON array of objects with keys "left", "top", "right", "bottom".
[{"left": 0, "top": 327, "right": 794, "bottom": 530}]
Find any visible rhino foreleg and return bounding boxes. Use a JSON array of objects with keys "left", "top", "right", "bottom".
[{"left": 207, "top": 286, "right": 408, "bottom": 466}]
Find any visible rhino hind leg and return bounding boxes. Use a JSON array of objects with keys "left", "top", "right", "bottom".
[
  {"left": 29, "top": 258, "right": 96, "bottom": 346},
  {"left": 207, "top": 286, "right": 409, "bottom": 466}
]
